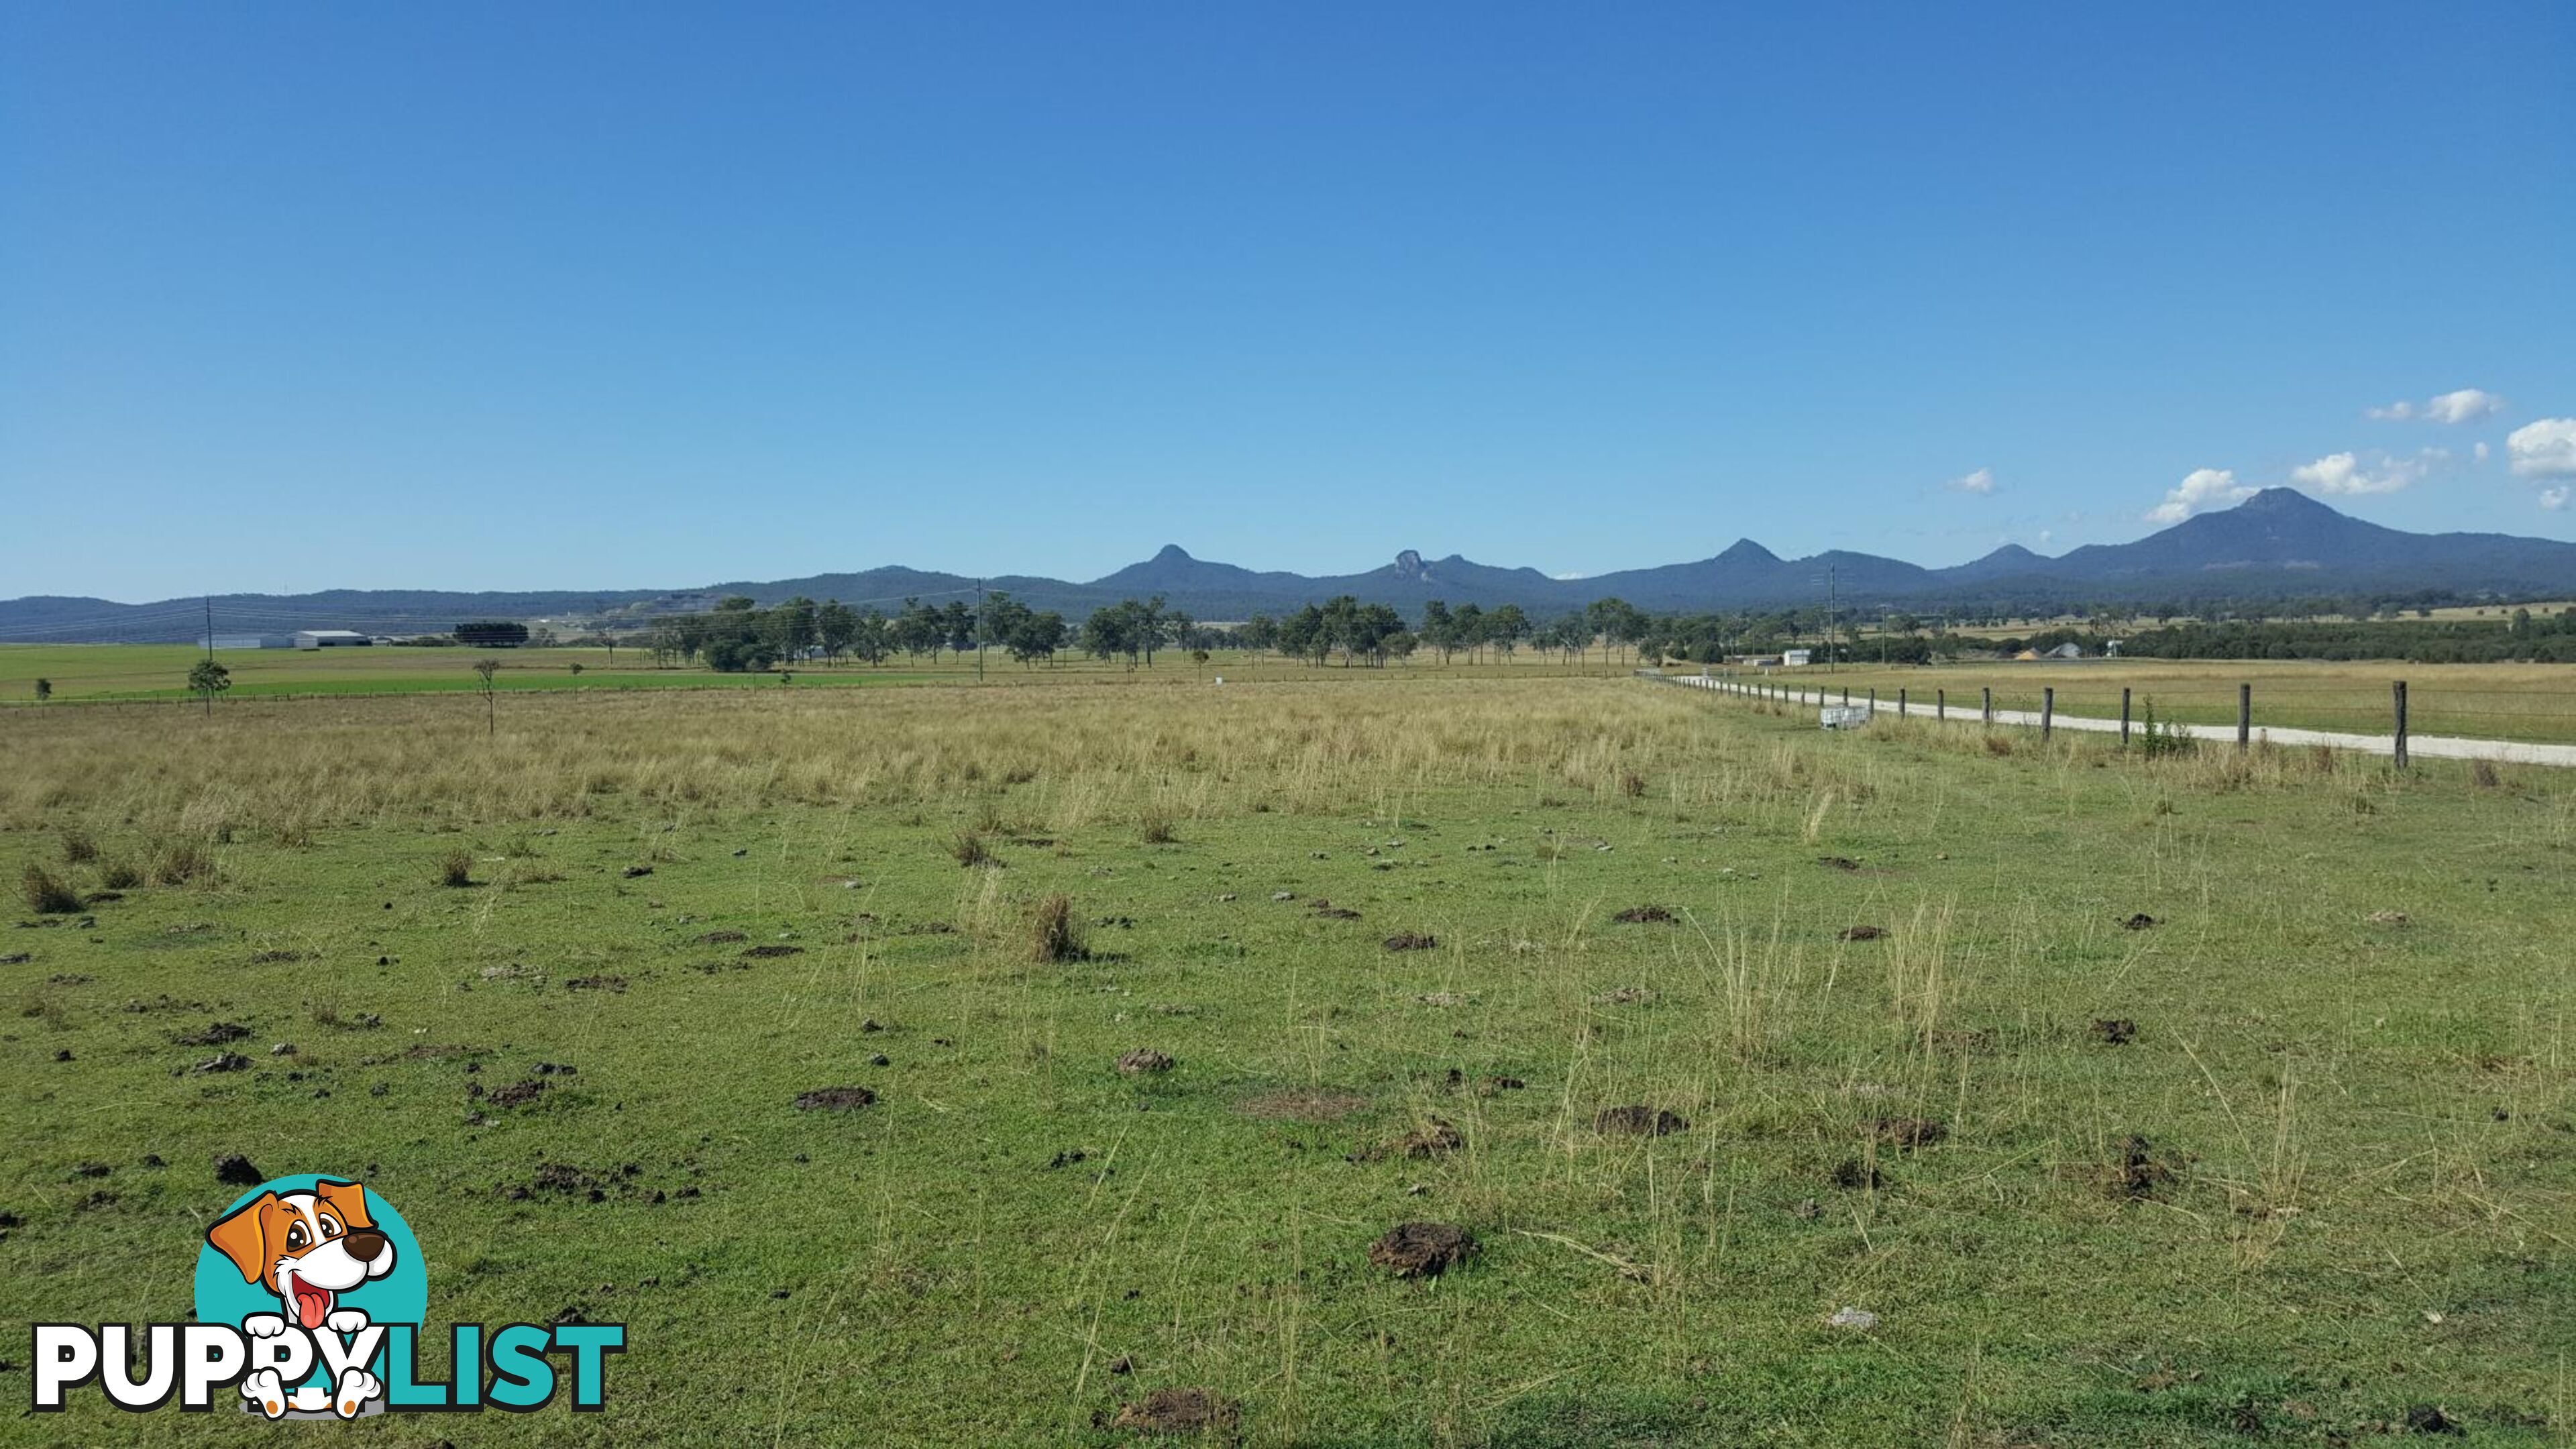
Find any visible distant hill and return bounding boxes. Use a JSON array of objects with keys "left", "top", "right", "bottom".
[{"left": 8, "top": 490, "right": 2573, "bottom": 642}]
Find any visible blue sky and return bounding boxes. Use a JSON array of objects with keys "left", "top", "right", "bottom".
[{"left": 4, "top": 2, "right": 2571, "bottom": 600}]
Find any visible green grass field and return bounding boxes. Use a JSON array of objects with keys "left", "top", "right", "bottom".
[
  {"left": 4, "top": 678, "right": 2573, "bottom": 1444},
  {"left": 15, "top": 643, "right": 2576, "bottom": 749},
  {"left": 0, "top": 643, "right": 1623, "bottom": 704}
]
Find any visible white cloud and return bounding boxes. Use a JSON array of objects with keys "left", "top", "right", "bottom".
[
  {"left": 2424, "top": 388, "right": 2504, "bottom": 424},
  {"left": 2476, "top": 441, "right": 2491, "bottom": 464},
  {"left": 2542, "top": 487, "right": 2569, "bottom": 512},
  {"left": 2292, "top": 448, "right": 2445, "bottom": 496},
  {"left": 2369, "top": 387, "right": 2504, "bottom": 424},
  {"left": 2508, "top": 418, "right": 2576, "bottom": 480},
  {"left": 2145, "top": 468, "right": 2253, "bottom": 525},
  {"left": 1945, "top": 466, "right": 1996, "bottom": 496}
]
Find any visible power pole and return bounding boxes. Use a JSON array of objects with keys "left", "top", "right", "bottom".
[
  {"left": 1826, "top": 565, "right": 1838, "bottom": 672},
  {"left": 204, "top": 596, "right": 214, "bottom": 661},
  {"left": 974, "top": 580, "right": 985, "bottom": 683}
]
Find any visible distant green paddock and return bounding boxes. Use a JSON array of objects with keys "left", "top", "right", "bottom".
[{"left": 0, "top": 643, "right": 1631, "bottom": 704}]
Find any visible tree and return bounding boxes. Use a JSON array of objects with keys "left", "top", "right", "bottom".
[
  {"left": 980, "top": 592, "right": 1034, "bottom": 662},
  {"left": 1006, "top": 609, "right": 1067, "bottom": 667},
  {"left": 1418, "top": 600, "right": 1457, "bottom": 663},
  {"left": 472, "top": 658, "right": 500, "bottom": 737},
  {"left": 941, "top": 600, "right": 977, "bottom": 657},
  {"left": 1488, "top": 604, "right": 1531, "bottom": 659},
  {"left": 1136, "top": 596, "right": 1169, "bottom": 665},
  {"left": 187, "top": 659, "right": 230, "bottom": 716},
  {"left": 1275, "top": 604, "right": 1330, "bottom": 665},
  {"left": 568, "top": 661, "right": 584, "bottom": 683},
  {"left": 817, "top": 600, "right": 859, "bottom": 661},
  {"left": 849, "top": 608, "right": 892, "bottom": 665},
  {"left": 455, "top": 620, "right": 531, "bottom": 648},
  {"left": 703, "top": 637, "right": 777, "bottom": 673},
  {"left": 894, "top": 599, "right": 944, "bottom": 661},
  {"left": 767, "top": 596, "right": 818, "bottom": 661},
  {"left": 34, "top": 678, "right": 50, "bottom": 702},
  {"left": 1239, "top": 613, "right": 1279, "bottom": 652}
]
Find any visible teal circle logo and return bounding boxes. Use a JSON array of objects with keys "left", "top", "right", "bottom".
[{"left": 193, "top": 1175, "right": 426, "bottom": 1346}]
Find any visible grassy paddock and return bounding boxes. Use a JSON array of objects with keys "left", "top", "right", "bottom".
[
  {"left": 0, "top": 642, "right": 1631, "bottom": 704},
  {"left": 1725, "top": 659, "right": 2576, "bottom": 745},
  {"left": 3, "top": 677, "right": 2572, "bottom": 1445}
]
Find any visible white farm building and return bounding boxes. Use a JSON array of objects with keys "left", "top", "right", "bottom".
[{"left": 294, "top": 630, "right": 372, "bottom": 650}]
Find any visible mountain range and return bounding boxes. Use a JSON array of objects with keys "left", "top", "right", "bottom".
[{"left": 9, "top": 490, "right": 2574, "bottom": 643}]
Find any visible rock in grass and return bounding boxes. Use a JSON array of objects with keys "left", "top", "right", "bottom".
[
  {"left": 1825, "top": 1305, "right": 1878, "bottom": 1331},
  {"left": 1117, "top": 1049, "right": 1175, "bottom": 1076},
  {"left": 794, "top": 1086, "right": 875, "bottom": 1112}
]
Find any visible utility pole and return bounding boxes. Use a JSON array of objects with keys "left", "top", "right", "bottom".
[
  {"left": 1826, "top": 564, "right": 1838, "bottom": 672},
  {"left": 974, "top": 580, "right": 985, "bottom": 683},
  {"left": 204, "top": 596, "right": 214, "bottom": 661}
]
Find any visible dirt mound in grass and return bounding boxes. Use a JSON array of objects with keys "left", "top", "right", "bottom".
[
  {"left": 2107, "top": 1134, "right": 2177, "bottom": 1199},
  {"left": 742, "top": 943, "right": 803, "bottom": 959},
  {"left": 1837, "top": 925, "right": 1885, "bottom": 941},
  {"left": 1353, "top": 1118, "right": 1462, "bottom": 1162},
  {"left": 1107, "top": 1387, "right": 1239, "bottom": 1435},
  {"left": 1117, "top": 1049, "right": 1175, "bottom": 1075},
  {"left": 1382, "top": 932, "right": 1438, "bottom": 951},
  {"left": 1611, "top": 905, "right": 1676, "bottom": 924},
  {"left": 1817, "top": 856, "right": 1861, "bottom": 871},
  {"left": 2090, "top": 1018, "right": 2137, "bottom": 1045},
  {"left": 2121, "top": 913, "right": 2157, "bottom": 930},
  {"left": 794, "top": 1086, "right": 875, "bottom": 1112},
  {"left": 1870, "top": 1116, "right": 1947, "bottom": 1149},
  {"left": 1595, "top": 1106, "right": 1686, "bottom": 1136},
  {"left": 1368, "top": 1221, "right": 1477, "bottom": 1277},
  {"left": 692, "top": 930, "right": 747, "bottom": 944},
  {"left": 484, "top": 1079, "right": 547, "bottom": 1108},
  {"left": 175, "top": 1021, "right": 252, "bottom": 1046}
]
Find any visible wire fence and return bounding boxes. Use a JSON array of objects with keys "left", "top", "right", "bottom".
[{"left": 1651, "top": 669, "right": 2576, "bottom": 766}]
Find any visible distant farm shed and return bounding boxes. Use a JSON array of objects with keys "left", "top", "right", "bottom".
[
  {"left": 294, "top": 630, "right": 372, "bottom": 649},
  {"left": 209, "top": 634, "right": 290, "bottom": 650}
]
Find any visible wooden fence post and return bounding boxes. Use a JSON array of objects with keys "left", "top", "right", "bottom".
[
  {"left": 1898, "top": 687, "right": 1907, "bottom": 716},
  {"left": 1981, "top": 687, "right": 1992, "bottom": 725},
  {"left": 2121, "top": 687, "right": 2131, "bottom": 746},
  {"left": 1937, "top": 688, "right": 1945, "bottom": 721},
  {"left": 2392, "top": 680, "right": 2409, "bottom": 769},
  {"left": 2042, "top": 686, "right": 2053, "bottom": 740},
  {"left": 2237, "top": 683, "right": 2251, "bottom": 751}
]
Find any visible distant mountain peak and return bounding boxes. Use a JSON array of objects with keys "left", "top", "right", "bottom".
[
  {"left": 1391, "top": 549, "right": 1428, "bottom": 579},
  {"left": 1150, "top": 543, "right": 1194, "bottom": 562},
  {"left": 1715, "top": 539, "right": 1781, "bottom": 566},
  {"left": 2237, "top": 487, "right": 2335, "bottom": 517}
]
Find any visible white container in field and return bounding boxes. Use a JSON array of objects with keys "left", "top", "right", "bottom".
[{"left": 1819, "top": 705, "right": 1872, "bottom": 730}]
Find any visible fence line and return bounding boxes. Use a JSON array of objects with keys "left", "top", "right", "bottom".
[{"left": 1644, "top": 672, "right": 2576, "bottom": 768}]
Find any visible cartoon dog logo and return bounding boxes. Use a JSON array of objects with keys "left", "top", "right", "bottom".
[{"left": 204, "top": 1179, "right": 393, "bottom": 1418}]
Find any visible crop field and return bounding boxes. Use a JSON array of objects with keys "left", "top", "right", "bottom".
[
  {"left": 1730, "top": 660, "right": 2576, "bottom": 747},
  {"left": 4, "top": 678, "right": 2573, "bottom": 1445}
]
